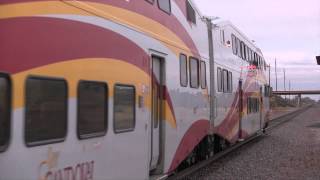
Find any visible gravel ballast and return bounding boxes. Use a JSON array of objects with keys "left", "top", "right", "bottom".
[{"left": 185, "top": 104, "right": 320, "bottom": 180}]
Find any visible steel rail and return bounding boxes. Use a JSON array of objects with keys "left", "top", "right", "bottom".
[{"left": 166, "top": 104, "right": 313, "bottom": 180}]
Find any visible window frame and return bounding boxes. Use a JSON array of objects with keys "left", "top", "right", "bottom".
[
  {"left": 236, "top": 38, "right": 241, "bottom": 58},
  {"left": 186, "top": 0, "right": 196, "bottom": 24},
  {"left": 231, "top": 34, "right": 237, "bottom": 55},
  {"left": 222, "top": 69, "right": 228, "bottom": 93},
  {"left": 227, "top": 71, "right": 233, "bottom": 93},
  {"left": 0, "top": 72, "right": 11, "bottom": 152},
  {"left": 217, "top": 67, "right": 222, "bottom": 92},
  {"left": 200, "top": 60, "right": 207, "bottom": 89},
  {"left": 180, "top": 53, "right": 188, "bottom": 87},
  {"left": 113, "top": 84, "right": 136, "bottom": 134},
  {"left": 189, "top": 57, "right": 200, "bottom": 88},
  {"left": 25, "top": 75, "right": 68, "bottom": 147},
  {"left": 77, "top": 80, "right": 108, "bottom": 140},
  {"left": 157, "top": 0, "right": 171, "bottom": 15}
]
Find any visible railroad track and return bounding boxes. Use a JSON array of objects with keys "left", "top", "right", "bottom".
[{"left": 167, "top": 104, "right": 313, "bottom": 180}]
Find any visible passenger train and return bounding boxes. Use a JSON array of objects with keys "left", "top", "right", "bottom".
[{"left": 0, "top": 0, "right": 271, "bottom": 179}]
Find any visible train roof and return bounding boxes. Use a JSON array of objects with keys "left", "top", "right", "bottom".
[{"left": 212, "top": 20, "right": 263, "bottom": 56}]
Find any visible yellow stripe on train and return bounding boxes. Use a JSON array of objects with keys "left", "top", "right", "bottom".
[
  {"left": 11, "top": 58, "right": 177, "bottom": 128},
  {"left": 0, "top": 1, "right": 188, "bottom": 56}
]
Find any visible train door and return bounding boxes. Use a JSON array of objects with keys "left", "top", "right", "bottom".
[{"left": 150, "top": 55, "right": 163, "bottom": 171}]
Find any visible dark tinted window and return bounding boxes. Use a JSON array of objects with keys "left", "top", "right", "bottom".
[
  {"left": 189, "top": 57, "right": 199, "bottom": 88},
  {"left": 223, "top": 69, "right": 228, "bottom": 92},
  {"left": 186, "top": 0, "right": 196, "bottom": 24},
  {"left": 228, "top": 71, "right": 232, "bottom": 92},
  {"left": 25, "top": 77, "right": 67, "bottom": 146},
  {"left": 232, "top": 34, "right": 237, "bottom": 55},
  {"left": 254, "top": 53, "right": 258, "bottom": 66},
  {"left": 0, "top": 74, "right": 11, "bottom": 151},
  {"left": 114, "top": 85, "right": 135, "bottom": 133},
  {"left": 200, "top": 61, "right": 206, "bottom": 89},
  {"left": 246, "top": 46, "right": 250, "bottom": 61},
  {"left": 236, "top": 38, "right": 241, "bottom": 57},
  {"left": 158, "top": 0, "right": 171, "bottom": 14},
  {"left": 78, "top": 81, "right": 108, "bottom": 139},
  {"left": 247, "top": 97, "right": 259, "bottom": 114},
  {"left": 180, "top": 54, "right": 188, "bottom": 87},
  {"left": 217, "top": 68, "right": 222, "bottom": 92},
  {"left": 240, "top": 42, "right": 245, "bottom": 60}
]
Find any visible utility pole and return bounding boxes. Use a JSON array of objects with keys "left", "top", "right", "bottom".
[
  {"left": 275, "top": 58, "right": 278, "bottom": 91},
  {"left": 289, "top": 80, "right": 291, "bottom": 102},
  {"left": 284, "top": 68, "right": 286, "bottom": 101},
  {"left": 268, "top": 64, "right": 271, "bottom": 86}
]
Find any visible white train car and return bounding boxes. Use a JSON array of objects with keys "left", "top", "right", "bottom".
[{"left": 0, "top": 0, "right": 270, "bottom": 179}]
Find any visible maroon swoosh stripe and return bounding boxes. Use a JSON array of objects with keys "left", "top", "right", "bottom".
[
  {"left": 0, "top": 0, "right": 200, "bottom": 57},
  {"left": 0, "top": 17, "right": 149, "bottom": 74},
  {"left": 0, "top": 17, "right": 178, "bottom": 125},
  {"left": 215, "top": 74, "right": 261, "bottom": 142},
  {"left": 168, "top": 119, "right": 210, "bottom": 173}
]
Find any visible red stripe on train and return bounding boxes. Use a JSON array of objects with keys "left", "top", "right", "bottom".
[{"left": 0, "top": 0, "right": 200, "bottom": 57}]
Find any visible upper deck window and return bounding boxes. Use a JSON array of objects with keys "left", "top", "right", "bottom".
[
  {"left": 186, "top": 0, "right": 196, "bottom": 24},
  {"left": 0, "top": 73, "right": 11, "bottom": 152},
  {"left": 158, "top": 0, "right": 171, "bottom": 14},
  {"left": 236, "top": 38, "right": 241, "bottom": 58},
  {"left": 231, "top": 34, "right": 237, "bottom": 55}
]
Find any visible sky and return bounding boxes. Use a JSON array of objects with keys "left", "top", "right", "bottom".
[{"left": 194, "top": 0, "right": 320, "bottom": 100}]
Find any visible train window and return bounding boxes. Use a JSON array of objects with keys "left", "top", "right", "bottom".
[
  {"left": 223, "top": 69, "right": 228, "bottom": 92},
  {"left": 240, "top": 42, "right": 245, "bottom": 60},
  {"left": 220, "top": 30, "right": 225, "bottom": 44},
  {"left": 114, "top": 85, "right": 135, "bottom": 133},
  {"left": 217, "top": 67, "right": 222, "bottom": 92},
  {"left": 264, "top": 85, "right": 268, "bottom": 97},
  {"left": 158, "top": 0, "right": 171, "bottom": 14},
  {"left": 258, "top": 56, "right": 261, "bottom": 69},
  {"left": 186, "top": 0, "right": 196, "bottom": 24},
  {"left": 245, "top": 46, "right": 249, "bottom": 61},
  {"left": 231, "top": 34, "right": 237, "bottom": 55},
  {"left": 180, "top": 54, "right": 188, "bottom": 87},
  {"left": 25, "top": 77, "right": 67, "bottom": 147},
  {"left": 78, "top": 81, "right": 108, "bottom": 139},
  {"left": 236, "top": 38, "right": 241, "bottom": 57},
  {"left": 228, "top": 71, "right": 233, "bottom": 93},
  {"left": 200, "top": 61, "right": 207, "bottom": 89},
  {"left": 243, "top": 43, "right": 246, "bottom": 60},
  {"left": 254, "top": 53, "right": 258, "bottom": 66},
  {"left": 247, "top": 97, "right": 260, "bottom": 114},
  {"left": 250, "top": 50, "right": 254, "bottom": 64},
  {"left": 0, "top": 74, "right": 11, "bottom": 152},
  {"left": 189, "top": 57, "right": 199, "bottom": 88}
]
